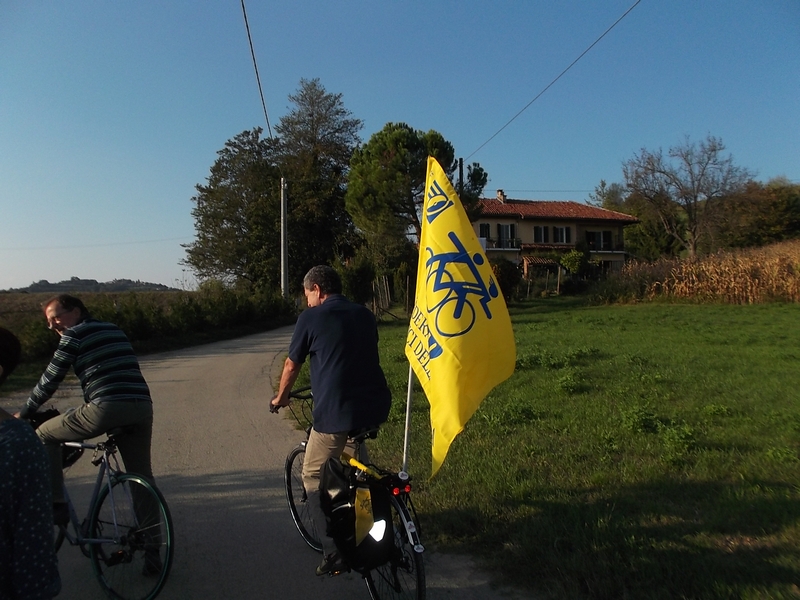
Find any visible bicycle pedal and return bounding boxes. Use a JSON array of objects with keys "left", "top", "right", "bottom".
[
  {"left": 327, "top": 566, "right": 349, "bottom": 577},
  {"left": 316, "top": 553, "right": 348, "bottom": 577}
]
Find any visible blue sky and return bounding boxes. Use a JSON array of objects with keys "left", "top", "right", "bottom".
[{"left": 1, "top": 0, "right": 798, "bottom": 290}]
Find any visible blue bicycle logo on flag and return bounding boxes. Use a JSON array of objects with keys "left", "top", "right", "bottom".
[{"left": 424, "top": 231, "right": 500, "bottom": 337}]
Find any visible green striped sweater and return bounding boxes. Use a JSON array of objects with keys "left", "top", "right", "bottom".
[{"left": 21, "top": 319, "right": 151, "bottom": 418}]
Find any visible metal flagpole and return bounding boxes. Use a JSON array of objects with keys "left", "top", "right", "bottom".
[
  {"left": 401, "top": 363, "right": 414, "bottom": 475},
  {"left": 280, "top": 178, "right": 288, "bottom": 297}
]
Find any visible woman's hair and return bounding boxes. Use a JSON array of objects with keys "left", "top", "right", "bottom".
[
  {"left": 0, "top": 327, "right": 21, "bottom": 385},
  {"left": 44, "top": 294, "right": 91, "bottom": 319},
  {"left": 303, "top": 265, "right": 342, "bottom": 296}
]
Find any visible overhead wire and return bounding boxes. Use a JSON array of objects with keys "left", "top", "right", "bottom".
[
  {"left": 465, "top": 0, "right": 642, "bottom": 161},
  {"left": 240, "top": 0, "right": 273, "bottom": 139}
]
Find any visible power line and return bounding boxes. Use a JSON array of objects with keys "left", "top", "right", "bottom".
[
  {"left": 466, "top": 0, "right": 642, "bottom": 161},
  {"left": 240, "top": 0, "right": 273, "bottom": 138},
  {"left": 238, "top": 1, "right": 288, "bottom": 295}
]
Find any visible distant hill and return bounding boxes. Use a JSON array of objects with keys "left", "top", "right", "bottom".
[{"left": 4, "top": 277, "right": 179, "bottom": 293}]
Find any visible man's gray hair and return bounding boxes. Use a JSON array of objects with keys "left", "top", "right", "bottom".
[
  {"left": 303, "top": 265, "right": 342, "bottom": 296},
  {"left": 44, "top": 294, "right": 91, "bottom": 320}
]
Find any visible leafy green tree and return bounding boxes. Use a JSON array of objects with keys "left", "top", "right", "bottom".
[
  {"left": 560, "top": 248, "right": 589, "bottom": 276},
  {"left": 623, "top": 135, "right": 752, "bottom": 257},
  {"left": 587, "top": 179, "right": 626, "bottom": 209},
  {"left": 456, "top": 160, "right": 489, "bottom": 222},
  {"left": 347, "top": 123, "right": 454, "bottom": 245},
  {"left": 588, "top": 180, "right": 682, "bottom": 260},
  {"left": 770, "top": 177, "right": 800, "bottom": 239},
  {"left": 276, "top": 78, "right": 363, "bottom": 289},
  {"left": 346, "top": 123, "right": 489, "bottom": 275},
  {"left": 182, "top": 128, "right": 282, "bottom": 286},
  {"left": 335, "top": 249, "right": 376, "bottom": 306},
  {"left": 183, "top": 79, "right": 362, "bottom": 292},
  {"left": 712, "top": 178, "right": 800, "bottom": 249}
]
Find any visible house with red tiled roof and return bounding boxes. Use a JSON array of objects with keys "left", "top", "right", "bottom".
[{"left": 473, "top": 190, "right": 639, "bottom": 276}]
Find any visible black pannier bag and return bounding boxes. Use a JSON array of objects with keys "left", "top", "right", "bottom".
[{"left": 319, "top": 456, "right": 395, "bottom": 573}]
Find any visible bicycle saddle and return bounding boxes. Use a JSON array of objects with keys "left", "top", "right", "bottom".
[
  {"left": 348, "top": 427, "right": 379, "bottom": 442},
  {"left": 106, "top": 424, "right": 137, "bottom": 439}
]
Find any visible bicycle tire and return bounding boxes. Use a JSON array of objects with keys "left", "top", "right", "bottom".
[
  {"left": 365, "top": 494, "right": 426, "bottom": 600},
  {"left": 285, "top": 443, "right": 323, "bottom": 552},
  {"left": 88, "top": 473, "right": 174, "bottom": 600}
]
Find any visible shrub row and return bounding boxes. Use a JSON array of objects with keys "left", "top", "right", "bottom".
[{"left": 0, "top": 283, "right": 296, "bottom": 362}]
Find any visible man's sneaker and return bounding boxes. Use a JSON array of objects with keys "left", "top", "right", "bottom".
[
  {"left": 142, "top": 550, "right": 163, "bottom": 577},
  {"left": 315, "top": 552, "right": 346, "bottom": 576},
  {"left": 53, "top": 502, "right": 70, "bottom": 526}
]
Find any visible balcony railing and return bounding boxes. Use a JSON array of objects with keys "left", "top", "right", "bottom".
[
  {"left": 485, "top": 237, "right": 521, "bottom": 249},
  {"left": 482, "top": 238, "right": 628, "bottom": 252},
  {"left": 587, "top": 243, "right": 626, "bottom": 252}
]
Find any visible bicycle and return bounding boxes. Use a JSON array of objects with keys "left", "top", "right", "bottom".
[
  {"left": 28, "top": 408, "right": 174, "bottom": 600},
  {"left": 275, "top": 386, "right": 426, "bottom": 600}
]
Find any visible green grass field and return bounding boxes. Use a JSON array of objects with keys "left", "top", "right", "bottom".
[
  {"left": 369, "top": 298, "right": 800, "bottom": 599},
  {"left": 5, "top": 295, "right": 798, "bottom": 598}
]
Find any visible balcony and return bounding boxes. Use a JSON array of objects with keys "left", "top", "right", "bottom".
[
  {"left": 485, "top": 237, "right": 521, "bottom": 249},
  {"left": 587, "top": 242, "right": 626, "bottom": 252}
]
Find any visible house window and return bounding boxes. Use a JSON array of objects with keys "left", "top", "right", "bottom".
[
  {"left": 553, "top": 226, "right": 571, "bottom": 244},
  {"left": 479, "top": 223, "right": 490, "bottom": 239},
  {"left": 497, "top": 223, "right": 516, "bottom": 247},
  {"left": 586, "top": 231, "right": 614, "bottom": 250},
  {"left": 534, "top": 226, "right": 549, "bottom": 243}
]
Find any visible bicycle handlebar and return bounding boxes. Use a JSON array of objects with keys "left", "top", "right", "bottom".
[
  {"left": 269, "top": 386, "right": 313, "bottom": 413},
  {"left": 288, "top": 386, "right": 312, "bottom": 400}
]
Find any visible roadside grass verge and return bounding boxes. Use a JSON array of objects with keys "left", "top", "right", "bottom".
[
  {"left": 5, "top": 292, "right": 797, "bottom": 598},
  {"left": 370, "top": 298, "right": 800, "bottom": 599}
]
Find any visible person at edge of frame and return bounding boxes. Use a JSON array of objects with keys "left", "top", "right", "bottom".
[
  {"left": 0, "top": 326, "right": 62, "bottom": 599},
  {"left": 270, "top": 265, "right": 392, "bottom": 576},
  {"left": 14, "top": 294, "right": 163, "bottom": 576}
]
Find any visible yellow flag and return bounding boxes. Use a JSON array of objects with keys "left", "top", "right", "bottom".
[
  {"left": 354, "top": 486, "right": 374, "bottom": 545},
  {"left": 406, "top": 156, "right": 516, "bottom": 477}
]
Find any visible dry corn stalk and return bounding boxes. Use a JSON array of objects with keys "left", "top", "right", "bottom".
[{"left": 615, "top": 240, "right": 800, "bottom": 304}]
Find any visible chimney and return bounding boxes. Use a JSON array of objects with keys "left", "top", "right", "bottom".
[{"left": 496, "top": 189, "right": 506, "bottom": 203}]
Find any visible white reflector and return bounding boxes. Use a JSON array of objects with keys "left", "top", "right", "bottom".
[{"left": 368, "top": 519, "right": 387, "bottom": 542}]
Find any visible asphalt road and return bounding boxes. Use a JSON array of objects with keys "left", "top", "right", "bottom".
[{"left": 2, "top": 327, "right": 529, "bottom": 600}]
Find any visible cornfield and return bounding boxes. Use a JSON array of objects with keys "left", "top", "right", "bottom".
[{"left": 595, "top": 240, "right": 800, "bottom": 304}]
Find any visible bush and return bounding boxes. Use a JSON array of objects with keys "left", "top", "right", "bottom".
[
  {"left": 18, "top": 319, "right": 58, "bottom": 361},
  {"left": 337, "top": 253, "right": 376, "bottom": 305},
  {"left": 491, "top": 257, "right": 522, "bottom": 301},
  {"left": 0, "top": 284, "right": 297, "bottom": 363}
]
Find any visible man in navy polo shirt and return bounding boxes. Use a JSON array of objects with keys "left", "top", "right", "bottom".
[{"left": 271, "top": 265, "right": 391, "bottom": 575}]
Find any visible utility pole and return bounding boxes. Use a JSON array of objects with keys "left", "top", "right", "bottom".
[
  {"left": 458, "top": 157, "right": 464, "bottom": 197},
  {"left": 280, "top": 178, "right": 288, "bottom": 297}
]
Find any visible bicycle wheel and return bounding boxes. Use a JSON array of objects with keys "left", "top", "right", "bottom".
[
  {"left": 89, "top": 473, "right": 174, "bottom": 600},
  {"left": 365, "top": 495, "right": 426, "bottom": 600},
  {"left": 285, "top": 443, "right": 323, "bottom": 552}
]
